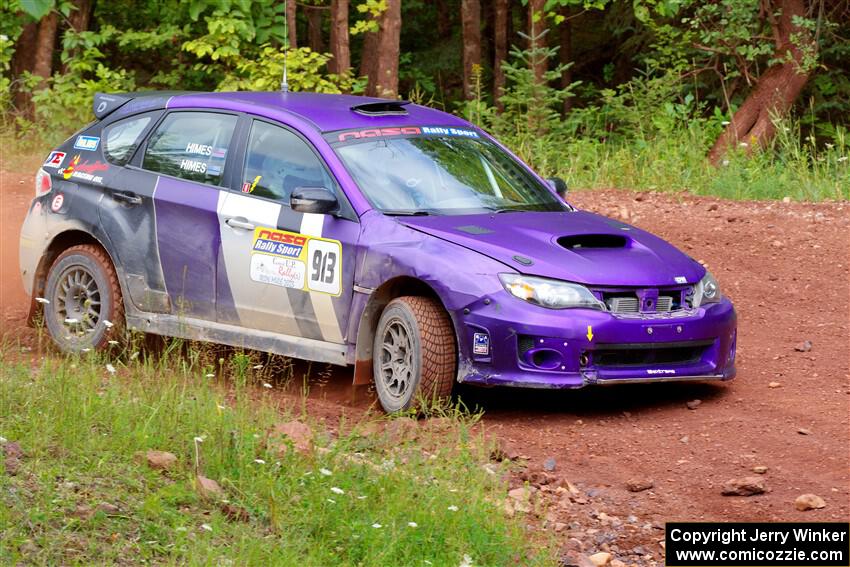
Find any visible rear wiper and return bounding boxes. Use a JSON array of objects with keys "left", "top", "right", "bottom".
[{"left": 382, "top": 210, "right": 432, "bottom": 216}]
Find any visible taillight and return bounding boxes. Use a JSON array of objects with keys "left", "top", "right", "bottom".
[{"left": 35, "top": 168, "right": 52, "bottom": 197}]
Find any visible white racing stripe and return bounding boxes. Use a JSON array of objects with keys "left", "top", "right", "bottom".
[{"left": 300, "top": 213, "right": 344, "bottom": 343}]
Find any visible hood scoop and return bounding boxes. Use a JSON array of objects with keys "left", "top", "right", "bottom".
[{"left": 558, "top": 234, "right": 629, "bottom": 250}]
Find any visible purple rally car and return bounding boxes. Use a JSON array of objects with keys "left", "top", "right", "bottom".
[{"left": 19, "top": 91, "right": 736, "bottom": 412}]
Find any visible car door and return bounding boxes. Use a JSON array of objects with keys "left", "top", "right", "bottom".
[
  {"left": 139, "top": 111, "right": 239, "bottom": 321},
  {"left": 216, "top": 119, "right": 358, "bottom": 344},
  {"left": 96, "top": 110, "right": 172, "bottom": 314}
]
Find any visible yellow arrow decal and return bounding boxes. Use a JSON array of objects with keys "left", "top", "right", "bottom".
[{"left": 586, "top": 325, "right": 593, "bottom": 341}]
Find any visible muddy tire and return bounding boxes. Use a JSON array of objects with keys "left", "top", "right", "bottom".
[
  {"left": 372, "top": 296, "right": 456, "bottom": 413},
  {"left": 43, "top": 244, "right": 124, "bottom": 353}
]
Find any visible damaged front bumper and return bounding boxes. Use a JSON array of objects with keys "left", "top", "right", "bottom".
[{"left": 453, "top": 291, "right": 737, "bottom": 389}]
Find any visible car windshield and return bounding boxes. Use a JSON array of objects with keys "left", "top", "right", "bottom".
[{"left": 332, "top": 133, "right": 566, "bottom": 215}]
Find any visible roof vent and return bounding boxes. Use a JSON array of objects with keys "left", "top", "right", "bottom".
[{"left": 351, "top": 101, "right": 411, "bottom": 116}]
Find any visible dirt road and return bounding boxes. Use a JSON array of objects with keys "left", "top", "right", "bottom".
[{"left": 2, "top": 160, "right": 848, "bottom": 560}]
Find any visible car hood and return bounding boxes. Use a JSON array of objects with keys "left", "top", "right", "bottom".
[{"left": 398, "top": 210, "right": 704, "bottom": 287}]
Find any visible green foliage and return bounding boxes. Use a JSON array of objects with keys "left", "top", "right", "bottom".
[
  {"left": 351, "top": 0, "right": 388, "bottom": 35},
  {"left": 0, "top": 344, "right": 554, "bottom": 565}
]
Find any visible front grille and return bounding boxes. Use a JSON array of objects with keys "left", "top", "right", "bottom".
[
  {"left": 607, "top": 296, "right": 639, "bottom": 313},
  {"left": 590, "top": 341, "right": 711, "bottom": 368},
  {"left": 596, "top": 287, "right": 688, "bottom": 315}
]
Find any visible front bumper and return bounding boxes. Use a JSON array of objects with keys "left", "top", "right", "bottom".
[{"left": 454, "top": 291, "right": 737, "bottom": 389}]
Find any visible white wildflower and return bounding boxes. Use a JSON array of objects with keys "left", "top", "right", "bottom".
[
  {"left": 253, "top": 364, "right": 263, "bottom": 370},
  {"left": 254, "top": 459, "right": 266, "bottom": 465},
  {"left": 205, "top": 373, "right": 215, "bottom": 378},
  {"left": 35, "top": 297, "right": 50, "bottom": 305},
  {"left": 108, "top": 340, "right": 119, "bottom": 346},
  {"left": 0, "top": 436, "right": 7, "bottom": 444},
  {"left": 263, "top": 382, "right": 272, "bottom": 389},
  {"left": 330, "top": 487, "right": 344, "bottom": 495},
  {"left": 356, "top": 495, "right": 367, "bottom": 500},
  {"left": 130, "top": 352, "right": 139, "bottom": 360},
  {"left": 319, "top": 468, "right": 332, "bottom": 476},
  {"left": 65, "top": 318, "right": 79, "bottom": 324},
  {"left": 371, "top": 523, "right": 382, "bottom": 529},
  {"left": 407, "top": 521, "right": 418, "bottom": 528},
  {"left": 216, "top": 404, "right": 227, "bottom": 411},
  {"left": 200, "top": 523, "right": 213, "bottom": 532},
  {"left": 459, "top": 554, "right": 473, "bottom": 567},
  {"left": 105, "top": 363, "right": 116, "bottom": 374},
  {"left": 447, "top": 505, "right": 459, "bottom": 512},
  {"left": 81, "top": 348, "right": 91, "bottom": 353},
  {"left": 738, "top": 142, "right": 748, "bottom": 147},
  {"left": 103, "top": 320, "right": 113, "bottom": 328},
  {"left": 194, "top": 436, "right": 205, "bottom": 443},
  {"left": 838, "top": 156, "right": 848, "bottom": 162},
  {"left": 175, "top": 526, "right": 188, "bottom": 532},
  {"left": 721, "top": 121, "right": 730, "bottom": 126},
  {"left": 327, "top": 498, "right": 336, "bottom": 504}
]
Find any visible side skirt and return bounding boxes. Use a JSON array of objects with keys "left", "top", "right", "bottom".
[{"left": 126, "top": 313, "right": 351, "bottom": 366}]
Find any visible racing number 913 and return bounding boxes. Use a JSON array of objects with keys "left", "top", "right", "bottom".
[
  {"left": 306, "top": 239, "right": 342, "bottom": 295},
  {"left": 312, "top": 248, "right": 336, "bottom": 285}
]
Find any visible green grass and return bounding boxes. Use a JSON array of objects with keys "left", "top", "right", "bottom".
[{"left": 0, "top": 342, "right": 553, "bottom": 566}]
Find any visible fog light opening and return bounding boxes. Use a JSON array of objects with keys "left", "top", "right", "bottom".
[{"left": 528, "top": 349, "right": 562, "bottom": 370}]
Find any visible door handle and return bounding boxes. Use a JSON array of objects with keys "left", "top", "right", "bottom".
[
  {"left": 225, "top": 217, "right": 256, "bottom": 231},
  {"left": 112, "top": 191, "right": 142, "bottom": 206}
]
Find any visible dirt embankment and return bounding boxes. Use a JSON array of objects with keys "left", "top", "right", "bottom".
[{"left": 2, "top": 163, "right": 848, "bottom": 565}]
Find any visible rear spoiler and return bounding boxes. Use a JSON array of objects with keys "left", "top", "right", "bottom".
[{"left": 93, "top": 92, "right": 133, "bottom": 120}]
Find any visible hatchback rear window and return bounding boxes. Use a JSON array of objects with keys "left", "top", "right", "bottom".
[{"left": 142, "top": 112, "right": 237, "bottom": 186}]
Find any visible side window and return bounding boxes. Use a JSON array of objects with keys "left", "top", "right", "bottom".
[
  {"left": 103, "top": 112, "right": 157, "bottom": 166},
  {"left": 242, "top": 121, "right": 333, "bottom": 202},
  {"left": 143, "top": 112, "right": 237, "bottom": 185}
]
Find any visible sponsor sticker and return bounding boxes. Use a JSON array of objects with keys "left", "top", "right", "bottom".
[
  {"left": 251, "top": 227, "right": 342, "bottom": 296},
  {"left": 473, "top": 333, "right": 490, "bottom": 356},
  {"left": 51, "top": 194, "right": 64, "bottom": 212},
  {"left": 250, "top": 255, "right": 306, "bottom": 290},
  {"left": 332, "top": 125, "right": 480, "bottom": 143},
  {"left": 74, "top": 135, "right": 100, "bottom": 151},
  {"left": 44, "top": 151, "right": 66, "bottom": 168},
  {"left": 185, "top": 142, "right": 212, "bottom": 156},
  {"left": 242, "top": 175, "right": 262, "bottom": 193},
  {"left": 646, "top": 368, "right": 676, "bottom": 375},
  {"left": 674, "top": 276, "right": 687, "bottom": 284},
  {"left": 60, "top": 155, "right": 107, "bottom": 184},
  {"left": 180, "top": 159, "right": 207, "bottom": 174}
]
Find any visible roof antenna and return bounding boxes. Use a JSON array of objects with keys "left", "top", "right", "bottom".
[{"left": 281, "top": 0, "right": 290, "bottom": 92}]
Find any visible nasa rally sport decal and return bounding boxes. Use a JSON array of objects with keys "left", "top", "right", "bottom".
[
  {"left": 74, "top": 135, "right": 100, "bottom": 151},
  {"left": 51, "top": 194, "right": 64, "bottom": 212},
  {"left": 250, "top": 227, "right": 342, "bottom": 296}
]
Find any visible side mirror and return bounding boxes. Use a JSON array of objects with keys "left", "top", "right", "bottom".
[
  {"left": 547, "top": 177, "right": 569, "bottom": 200},
  {"left": 290, "top": 187, "right": 339, "bottom": 215}
]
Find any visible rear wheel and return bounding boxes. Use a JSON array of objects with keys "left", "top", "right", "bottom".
[
  {"left": 372, "top": 296, "right": 456, "bottom": 413},
  {"left": 43, "top": 244, "right": 124, "bottom": 353}
]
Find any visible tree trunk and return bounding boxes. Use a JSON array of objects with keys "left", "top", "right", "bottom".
[
  {"left": 436, "top": 0, "right": 452, "bottom": 40},
  {"left": 286, "top": 0, "right": 297, "bottom": 48},
  {"left": 708, "top": 0, "right": 814, "bottom": 164},
  {"left": 68, "top": 0, "right": 93, "bottom": 32},
  {"left": 306, "top": 6, "right": 325, "bottom": 53},
  {"left": 528, "top": 0, "right": 546, "bottom": 85},
  {"left": 493, "top": 0, "right": 508, "bottom": 111},
  {"left": 11, "top": 21, "right": 38, "bottom": 117},
  {"left": 559, "top": 6, "right": 573, "bottom": 115},
  {"left": 329, "top": 0, "right": 350, "bottom": 76},
  {"left": 360, "top": 22, "right": 379, "bottom": 91},
  {"left": 32, "top": 11, "right": 58, "bottom": 84},
  {"left": 372, "top": 0, "right": 401, "bottom": 98},
  {"left": 461, "top": 0, "right": 481, "bottom": 100}
]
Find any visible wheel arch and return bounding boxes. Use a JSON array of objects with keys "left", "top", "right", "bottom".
[
  {"left": 352, "top": 276, "right": 457, "bottom": 385},
  {"left": 27, "top": 229, "right": 120, "bottom": 325}
]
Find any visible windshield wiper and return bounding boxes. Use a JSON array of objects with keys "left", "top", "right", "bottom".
[{"left": 382, "top": 210, "right": 432, "bottom": 216}]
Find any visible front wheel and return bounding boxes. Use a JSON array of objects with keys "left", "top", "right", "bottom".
[
  {"left": 43, "top": 244, "right": 124, "bottom": 353},
  {"left": 372, "top": 296, "right": 456, "bottom": 413}
]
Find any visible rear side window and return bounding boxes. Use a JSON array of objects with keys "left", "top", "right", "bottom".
[
  {"left": 242, "top": 120, "right": 334, "bottom": 202},
  {"left": 103, "top": 111, "right": 157, "bottom": 166},
  {"left": 143, "top": 112, "right": 237, "bottom": 185}
]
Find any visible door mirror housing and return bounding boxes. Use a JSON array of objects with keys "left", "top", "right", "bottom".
[
  {"left": 290, "top": 187, "right": 339, "bottom": 214},
  {"left": 547, "top": 177, "right": 569, "bottom": 200}
]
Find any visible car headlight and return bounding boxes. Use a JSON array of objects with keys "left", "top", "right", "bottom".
[
  {"left": 691, "top": 271, "right": 721, "bottom": 307},
  {"left": 499, "top": 274, "right": 604, "bottom": 310}
]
